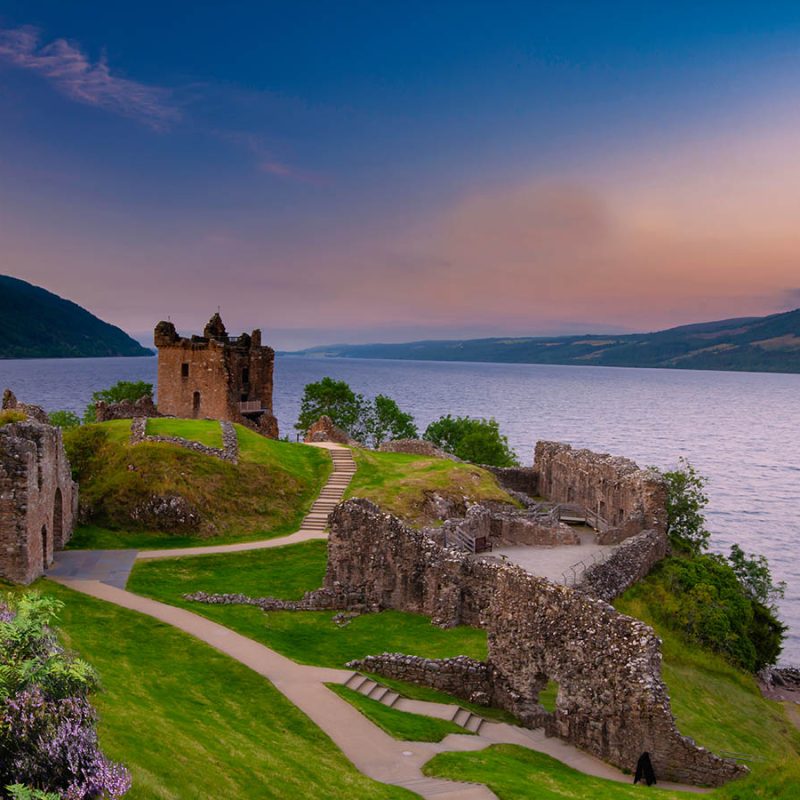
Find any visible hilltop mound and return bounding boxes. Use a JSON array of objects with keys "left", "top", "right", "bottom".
[
  {"left": 64, "top": 420, "right": 330, "bottom": 549},
  {"left": 0, "top": 274, "right": 152, "bottom": 359}
]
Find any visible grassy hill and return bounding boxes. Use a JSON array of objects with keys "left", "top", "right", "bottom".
[
  {"left": 290, "top": 308, "right": 800, "bottom": 374},
  {"left": 64, "top": 419, "right": 331, "bottom": 549},
  {"left": 0, "top": 274, "right": 152, "bottom": 359}
]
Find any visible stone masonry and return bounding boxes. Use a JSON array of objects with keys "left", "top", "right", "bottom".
[
  {"left": 154, "top": 313, "right": 278, "bottom": 438},
  {"left": 316, "top": 499, "right": 745, "bottom": 787},
  {"left": 0, "top": 391, "right": 78, "bottom": 584}
]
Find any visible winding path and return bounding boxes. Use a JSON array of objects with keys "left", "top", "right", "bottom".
[{"left": 48, "top": 442, "right": 704, "bottom": 798}]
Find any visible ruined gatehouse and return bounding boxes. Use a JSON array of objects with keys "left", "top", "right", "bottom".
[
  {"left": 154, "top": 313, "right": 279, "bottom": 437},
  {"left": 0, "top": 391, "right": 77, "bottom": 584}
]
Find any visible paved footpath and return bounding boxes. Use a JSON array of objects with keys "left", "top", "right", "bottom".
[{"left": 48, "top": 442, "right": 706, "bottom": 798}]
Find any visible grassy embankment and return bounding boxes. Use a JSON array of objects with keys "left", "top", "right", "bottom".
[
  {"left": 127, "top": 540, "right": 486, "bottom": 668},
  {"left": 345, "top": 448, "right": 516, "bottom": 526},
  {"left": 66, "top": 420, "right": 331, "bottom": 549},
  {"left": 1, "top": 579, "right": 413, "bottom": 800},
  {"left": 327, "top": 684, "right": 469, "bottom": 743}
]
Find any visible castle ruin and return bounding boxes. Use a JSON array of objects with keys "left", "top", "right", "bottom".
[
  {"left": 154, "top": 313, "right": 278, "bottom": 438},
  {"left": 0, "top": 391, "right": 77, "bottom": 584}
]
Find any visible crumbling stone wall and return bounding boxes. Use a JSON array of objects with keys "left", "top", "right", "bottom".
[
  {"left": 483, "top": 465, "right": 538, "bottom": 497},
  {"left": 0, "top": 397, "right": 77, "bottom": 584},
  {"left": 576, "top": 528, "right": 668, "bottom": 601},
  {"left": 323, "top": 498, "right": 744, "bottom": 787},
  {"left": 379, "top": 439, "right": 456, "bottom": 459},
  {"left": 154, "top": 314, "right": 278, "bottom": 437},
  {"left": 304, "top": 415, "right": 352, "bottom": 445},
  {"left": 95, "top": 396, "right": 161, "bottom": 422},
  {"left": 534, "top": 441, "right": 667, "bottom": 540}
]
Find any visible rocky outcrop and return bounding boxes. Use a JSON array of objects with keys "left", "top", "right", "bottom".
[
  {"left": 2, "top": 389, "right": 49, "bottom": 424},
  {"left": 129, "top": 494, "right": 200, "bottom": 531}
]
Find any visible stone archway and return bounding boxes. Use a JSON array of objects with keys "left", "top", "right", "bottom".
[
  {"left": 41, "top": 525, "right": 49, "bottom": 570},
  {"left": 53, "top": 487, "right": 64, "bottom": 549}
]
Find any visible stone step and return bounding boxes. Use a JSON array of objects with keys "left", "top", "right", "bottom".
[
  {"left": 368, "top": 684, "right": 390, "bottom": 702},
  {"left": 383, "top": 690, "right": 400, "bottom": 707},
  {"left": 344, "top": 672, "right": 367, "bottom": 691},
  {"left": 452, "top": 707, "right": 471, "bottom": 727},
  {"left": 356, "top": 678, "right": 378, "bottom": 696},
  {"left": 464, "top": 714, "right": 484, "bottom": 734}
]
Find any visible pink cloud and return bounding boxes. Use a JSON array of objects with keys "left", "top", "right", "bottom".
[{"left": 0, "top": 25, "right": 180, "bottom": 130}]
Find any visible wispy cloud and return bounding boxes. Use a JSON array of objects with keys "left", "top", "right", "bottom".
[
  {"left": 0, "top": 25, "right": 180, "bottom": 130},
  {"left": 215, "top": 129, "right": 325, "bottom": 185}
]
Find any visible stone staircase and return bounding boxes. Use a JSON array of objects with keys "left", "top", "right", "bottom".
[
  {"left": 302, "top": 446, "right": 357, "bottom": 532},
  {"left": 343, "top": 672, "right": 487, "bottom": 734}
]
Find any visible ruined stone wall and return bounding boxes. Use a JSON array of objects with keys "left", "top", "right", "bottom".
[
  {"left": 95, "top": 396, "right": 161, "bottom": 422},
  {"left": 483, "top": 465, "right": 538, "bottom": 497},
  {"left": 0, "top": 419, "right": 77, "bottom": 584},
  {"left": 304, "top": 416, "right": 352, "bottom": 445},
  {"left": 325, "top": 498, "right": 744, "bottom": 787},
  {"left": 379, "top": 439, "right": 455, "bottom": 459},
  {"left": 576, "top": 528, "right": 668, "bottom": 601},
  {"left": 154, "top": 317, "right": 277, "bottom": 435},
  {"left": 534, "top": 441, "right": 667, "bottom": 539}
]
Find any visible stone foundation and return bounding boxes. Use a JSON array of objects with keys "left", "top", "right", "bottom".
[
  {"left": 304, "top": 415, "right": 352, "bottom": 445},
  {"left": 379, "top": 439, "right": 456, "bottom": 459},
  {"left": 130, "top": 418, "right": 239, "bottom": 463},
  {"left": 317, "top": 499, "right": 745, "bottom": 787},
  {"left": 95, "top": 396, "right": 161, "bottom": 422}
]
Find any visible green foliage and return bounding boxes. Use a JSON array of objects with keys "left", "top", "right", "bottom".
[
  {"left": 295, "top": 377, "right": 365, "bottom": 434},
  {"left": 327, "top": 684, "right": 471, "bottom": 742},
  {"left": 662, "top": 458, "right": 710, "bottom": 553},
  {"left": 295, "top": 377, "right": 417, "bottom": 447},
  {"left": 423, "top": 414, "right": 518, "bottom": 467},
  {"left": 621, "top": 555, "right": 785, "bottom": 672},
  {"left": 6, "top": 785, "right": 60, "bottom": 800},
  {"left": 728, "top": 543, "right": 786, "bottom": 609},
  {"left": 47, "top": 410, "right": 81, "bottom": 429},
  {"left": 62, "top": 425, "right": 109, "bottom": 482},
  {"left": 83, "top": 380, "right": 153, "bottom": 423},
  {"left": 366, "top": 394, "right": 418, "bottom": 445},
  {"left": 0, "top": 593, "right": 97, "bottom": 702},
  {"left": 0, "top": 410, "right": 26, "bottom": 426}
]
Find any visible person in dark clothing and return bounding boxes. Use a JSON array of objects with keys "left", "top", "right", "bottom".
[{"left": 634, "top": 752, "right": 657, "bottom": 786}]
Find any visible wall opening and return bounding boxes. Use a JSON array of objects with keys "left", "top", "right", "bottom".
[
  {"left": 181, "top": 362, "right": 189, "bottom": 378},
  {"left": 538, "top": 678, "right": 560, "bottom": 713},
  {"left": 242, "top": 367, "right": 250, "bottom": 384},
  {"left": 41, "top": 525, "right": 49, "bottom": 570},
  {"left": 192, "top": 391, "right": 201, "bottom": 418},
  {"left": 53, "top": 488, "right": 64, "bottom": 549}
]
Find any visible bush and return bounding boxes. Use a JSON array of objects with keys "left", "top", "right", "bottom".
[
  {"left": 48, "top": 411, "right": 81, "bottom": 430},
  {"left": 0, "top": 594, "right": 131, "bottom": 799},
  {"left": 0, "top": 411, "right": 26, "bottom": 427},
  {"left": 423, "top": 415, "right": 518, "bottom": 467},
  {"left": 63, "top": 427, "right": 110, "bottom": 483},
  {"left": 662, "top": 459, "right": 710, "bottom": 553},
  {"left": 83, "top": 381, "right": 153, "bottom": 424},
  {"left": 295, "top": 379, "right": 417, "bottom": 447}
]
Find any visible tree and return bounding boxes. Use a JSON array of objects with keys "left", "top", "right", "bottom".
[
  {"left": 83, "top": 380, "right": 153, "bottom": 423},
  {"left": 423, "top": 415, "right": 518, "bottom": 467},
  {"left": 48, "top": 410, "right": 81, "bottom": 429},
  {"left": 728, "top": 543, "right": 786, "bottom": 610},
  {"left": 295, "top": 377, "right": 366, "bottom": 435},
  {"left": 662, "top": 458, "right": 710, "bottom": 554},
  {"left": 366, "top": 395, "right": 418, "bottom": 446}
]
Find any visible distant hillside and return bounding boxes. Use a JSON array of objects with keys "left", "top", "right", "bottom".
[
  {"left": 290, "top": 308, "right": 800, "bottom": 374},
  {"left": 0, "top": 275, "right": 153, "bottom": 359}
]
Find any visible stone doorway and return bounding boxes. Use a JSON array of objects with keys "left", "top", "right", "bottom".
[
  {"left": 41, "top": 525, "right": 49, "bottom": 570},
  {"left": 192, "top": 391, "right": 201, "bottom": 418},
  {"left": 53, "top": 488, "right": 64, "bottom": 549}
]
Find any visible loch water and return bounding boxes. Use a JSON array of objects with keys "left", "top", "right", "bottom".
[{"left": 2, "top": 354, "right": 798, "bottom": 664}]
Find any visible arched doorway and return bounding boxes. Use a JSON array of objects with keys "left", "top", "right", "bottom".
[
  {"left": 192, "top": 391, "right": 201, "bottom": 418},
  {"left": 53, "top": 488, "right": 64, "bottom": 549},
  {"left": 41, "top": 525, "right": 49, "bottom": 570}
]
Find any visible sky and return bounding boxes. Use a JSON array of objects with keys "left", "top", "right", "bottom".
[{"left": 2, "top": 2, "right": 800, "bottom": 349}]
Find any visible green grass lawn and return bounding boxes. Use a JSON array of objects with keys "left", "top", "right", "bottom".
[
  {"left": 64, "top": 422, "right": 330, "bottom": 548},
  {"left": 327, "top": 684, "right": 470, "bottom": 742},
  {"left": 145, "top": 418, "right": 223, "bottom": 448},
  {"left": 5, "top": 580, "right": 413, "bottom": 800},
  {"left": 346, "top": 448, "right": 516, "bottom": 526},
  {"left": 127, "top": 541, "right": 488, "bottom": 668}
]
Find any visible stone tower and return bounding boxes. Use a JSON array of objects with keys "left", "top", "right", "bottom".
[{"left": 154, "top": 313, "right": 279, "bottom": 438}]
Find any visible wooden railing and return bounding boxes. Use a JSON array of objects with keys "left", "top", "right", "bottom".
[{"left": 238, "top": 400, "right": 264, "bottom": 413}]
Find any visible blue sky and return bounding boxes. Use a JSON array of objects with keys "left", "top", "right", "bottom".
[{"left": 2, "top": 2, "right": 800, "bottom": 348}]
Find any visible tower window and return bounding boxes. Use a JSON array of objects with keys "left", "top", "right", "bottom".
[
  {"left": 242, "top": 367, "right": 250, "bottom": 384},
  {"left": 181, "top": 363, "right": 189, "bottom": 377}
]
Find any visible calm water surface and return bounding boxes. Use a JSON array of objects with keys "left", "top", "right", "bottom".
[{"left": 2, "top": 355, "right": 798, "bottom": 663}]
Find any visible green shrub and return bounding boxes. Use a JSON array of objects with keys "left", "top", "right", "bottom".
[
  {"left": 48, "top": 410, "right": 81, "bottom": 429},
  {"left": 63, "top": 426, "right": 110, "bottom": 482},
  {"left": 662, "top": 458, "right": 710, "bottom": 553},
  {"left": 0, "top": 410, "right": 26, "bottom": 427},
  {"left": 423, "top": 415, "right": 518, "bottom": 467}
]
